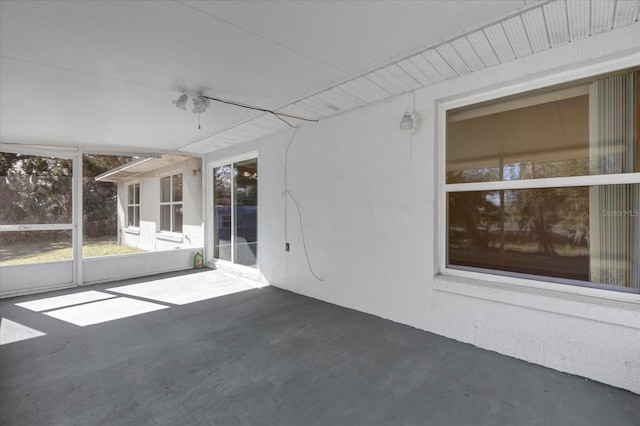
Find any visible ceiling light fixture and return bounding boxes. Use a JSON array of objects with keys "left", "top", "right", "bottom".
[
  {"left": 192, "top": 95, "right": 210, "bottom": 114},
  {"left": 172, "top": 91, "right": 319, "bottom": 129},
  {"left": 172, "top": 94, "right": 188, "bottom": 111}
]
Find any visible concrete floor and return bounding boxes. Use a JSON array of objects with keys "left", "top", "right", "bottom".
[{"left": 1, "top": 270, "right": 638, "bottom": 426}]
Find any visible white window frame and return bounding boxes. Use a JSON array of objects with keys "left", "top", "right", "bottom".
[
  {"left": 126, "top": 182, "right": 140, "bottom": 229},
  {"left": 159, "top": 173, "right": 183, "bottom": 234},
  {"left": 436, "top": 56, "right": 640, "bottom": 301}
]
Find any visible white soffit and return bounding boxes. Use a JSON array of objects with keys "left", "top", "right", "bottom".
[{"left": 181, "top": 0, "right": 640, "bottom": 155}]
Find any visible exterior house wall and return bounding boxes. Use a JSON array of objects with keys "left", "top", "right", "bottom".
[
  {"left": 118, "top": 157, "right": 203, "bottom": 252},
  {"left": 205, "top": 25, "right": 640, "bottom": 393}
]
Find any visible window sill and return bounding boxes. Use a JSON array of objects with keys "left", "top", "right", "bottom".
[
  {"left": 123, "top": 227, "right": 140, "bottom": 235},
  {"left": 433, "top": 270, "right": 640, "bottom": 330},
  {"left": 155, "top": 232, "right": 183, "bottom": 243}
]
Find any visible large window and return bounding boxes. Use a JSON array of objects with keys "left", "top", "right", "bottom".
[
  {"left": 160, "top": 174, "right": 182, "bottom": 233},
  {"left": 446, "top": 70, "right": 639, "bottom": 292},
  {"left": 127, "top": 183, "right": 140, "bottom": 228}
]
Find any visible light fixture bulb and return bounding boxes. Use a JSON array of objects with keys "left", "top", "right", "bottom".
[
  {"left": 399, "top": 112, "right": 413, "bottom": 131},
  {"left": 192, "top": 95, "right": 210, "bottom": 114},
  {"left": 400, "top": 111, "right": 420, "bottom": 134},
  {"left": 173, "top": 94, "right": 188, "bottom": 111}
]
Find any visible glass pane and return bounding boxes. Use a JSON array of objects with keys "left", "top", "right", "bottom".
[
  {"left": 134, "top": 206, "right": 140, "bottom": 228},
  {"left": 214, "top": 165, "right": 232, "bottom": 261},
  {"left": 234, "top": 159, "right": 258, "bottom": 267},
  {"left": 127, "top": 206, "right": 135, "bottom": 227},
  {"left": 448, "top": 184, "right": 639, "bottom": 290},
  {"left": 134, "top": 183, "right": 140, "bottom": 204},
  {"left": 0, "top": 153, "right": 72, "bottom": 224},
  {"left": 160, "top": 205, "right": 171, "bottom": 232},
  {"left": 0, "top": 230, "right": 72, "bottom": 265},
  {"left": 128, "top": 185, "right": 134, "bottom": 205},
  {"left": 447, "top": 73, "right": 638, "bottom": 183},
  {"left": 160, "top": 176, "right": 171, "bottom": 203},
  {"left": 173, "top": 174, "right": 182, "bottom": 202},
  {"left": 173, "top": 204, "right": 183, "bottom": 233}
]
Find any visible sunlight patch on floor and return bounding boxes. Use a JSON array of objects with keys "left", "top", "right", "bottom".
[
  {"left": 44, "top": 297, "right": 168, "bottom": 327},
  {"left": 15, "top": 290, "right": 116, "bottom": 312},
  {"left": 0, "top": 318, "right": 46, "bottom": 345},
  {"left": 107, "top": 270, "right": 264, "bottom": 305}
]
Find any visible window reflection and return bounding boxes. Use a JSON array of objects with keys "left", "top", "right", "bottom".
[
  {"left": 447, "top": 86, "right": 638, "bottom": 183},
  {"left": 448, "top": 184, "right": 639, "bottom": 289},
  {"left": 214, "top": 165, "right": 232, "bottom": 261},
  {"left": 234, "top": 159, "right": 258, "bottom": 267}
]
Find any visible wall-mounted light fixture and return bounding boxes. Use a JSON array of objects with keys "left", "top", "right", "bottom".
[
  {"left": 399, "top": 111, "right": 420, "bottom": 134},
  {"left": 400, "top": 92, "right": 420, "bottom": 135}
]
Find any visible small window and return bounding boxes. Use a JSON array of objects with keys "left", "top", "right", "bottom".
[
  {"left": 127, "top": 183, "right": 140, "bottom": 228},
  {"left": 445, "top": 70, "right": 639, "bottom": 292},
  {"left": 159, "top": 174, "right": 183, "bottom": 233}
]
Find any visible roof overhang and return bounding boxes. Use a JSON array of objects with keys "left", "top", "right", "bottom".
[{"left": 95, "top": 154, "right": 195, "bottom": 183}]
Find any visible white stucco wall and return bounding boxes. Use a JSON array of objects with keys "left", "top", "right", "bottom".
[
  {"left": 118, "top": 157, "right": 204, "bottom": 252},
  {"left": 204, "top": 25, "right": 640, "bottom": 393}
]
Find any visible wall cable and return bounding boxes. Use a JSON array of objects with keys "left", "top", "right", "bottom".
[
  {"left": 202, "top": 95, "right": 316, "bottom": 128},
  {"left": 282, "top": 128, "right": 324, "bottom": 282}
]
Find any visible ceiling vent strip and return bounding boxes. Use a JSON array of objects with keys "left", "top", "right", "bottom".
[
  {"left": 233, "top": 124, "right": 271, "bottom": 138},
  {"left": 245, "top": 116, "right": 283, "bottom": 132},
  {"left": 314, "top": 90, "right": 359, "bottom": 112},
  {"left": 327, "top": 85, "right": 371, "bottom": 107},
  {"left": 522, "top": 7, "right": 551, "bottom": 52},
  {"left": 405, "top": 54, "right": 447, "bottom": 83},
  {"left": 449, "top": 38, "right": 486, "bottom": 72},
  {"left": 219, "top": 129, "right": 251, "bottom": 142},
  {"left": 383, "top": 64, "right": 424, "bottom": 90},
  {"left": 436, "top": 44, "right": 472, "bottom": 75},
  {"left": 502, "top": 16, "right": 533, "bottom": 57},
  {"left": 340, "top": 77, "right": 390, "bottom": 103},
  {"left": 483, "top": 24, "right": 517, "bottom": 62},
  {"left": 278, "top": 103, "right": 323, "bottom": 121},
  {"left": 614, "top": 0, "right": 640, "bottom": 27},
  {"left": 254, "top": 114, "right": 292, "bottom": 130},
  {"left": 298, "top": 97, "right": 337, "bottom": 117},
  {"left": 396, "top": 59, "right": 435, "bottom": 86},
  {"left": 360, "top": 75, "right": 397, "bottom": 98},
  {"left": 591, "top": 0, "right": 616, "bottom": 34},
  {"left": 566, "top": 0, "right": 591, "bottom": 41},
  {"left": 465, "top": 31, "right": 501, "bottom": 67},
  {"left": 421, "top": 50, "right": 458, "bottom": 80},
  {"left": 367, "top": 69, "right": 410, "bottom": 95},
  {"left": 544, "top": 0, "right": 571, "bottom": 46}
]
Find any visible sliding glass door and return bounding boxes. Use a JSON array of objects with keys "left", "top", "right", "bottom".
[{"left": 213, "top": 158, "right": 258, "bottom": 268}]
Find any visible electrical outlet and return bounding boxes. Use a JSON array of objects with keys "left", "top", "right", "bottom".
[{"left": 285, "top": 242, "right": 290, "bottom": 252}]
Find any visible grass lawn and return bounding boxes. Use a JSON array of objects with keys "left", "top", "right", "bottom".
[{"left": 0, "top": 239, "right": 144, "bottom": 265}]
